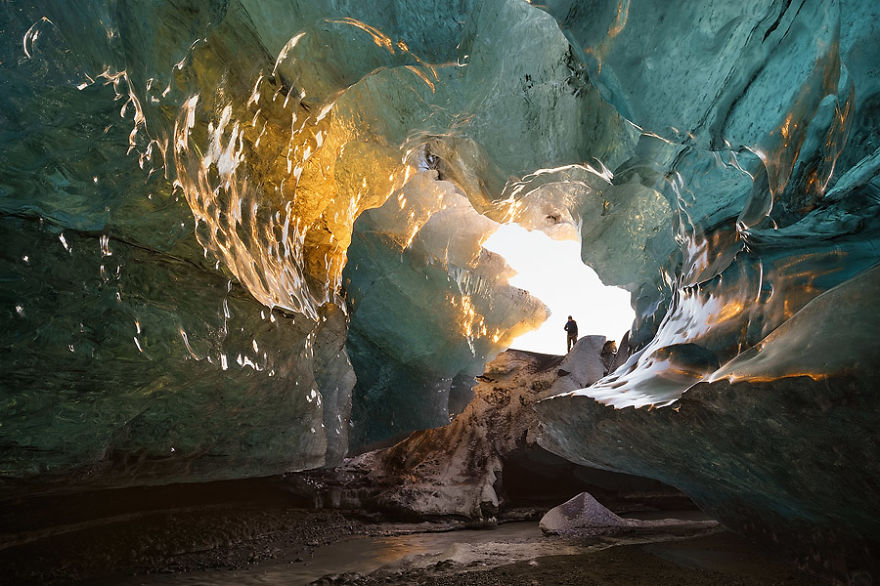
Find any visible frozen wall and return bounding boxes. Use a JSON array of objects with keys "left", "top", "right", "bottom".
[{"left": 2, "top": 1, "right": 879, "bottom": 573}]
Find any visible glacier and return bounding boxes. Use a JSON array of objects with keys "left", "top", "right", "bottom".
[{"left": 1, "top": 0, "right": 879, "bottom": 575}]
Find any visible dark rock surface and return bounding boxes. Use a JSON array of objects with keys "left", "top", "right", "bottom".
[
  {"left": 309, "top": 531, "right": 815, "bottom": 586},
  {"left": 0, "top": 477, "right": 365, "bottom": 585},
  {"left": 285, "top": 346, "right": 691, "bottom": 522}
]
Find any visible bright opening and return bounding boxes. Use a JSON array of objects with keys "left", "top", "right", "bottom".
[{"left": 483, "top": 224, "right": 634, "bottom": 355}]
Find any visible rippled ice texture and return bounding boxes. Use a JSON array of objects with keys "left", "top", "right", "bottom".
[
  {"left": 2, "top": 1, "right": 880, "bottom": 566},
  {"left": 0, "top": 0, "right": 555, "bottom": 487},
  {"left": 532, "top": 0, "right": 880, "bottom": 573}
]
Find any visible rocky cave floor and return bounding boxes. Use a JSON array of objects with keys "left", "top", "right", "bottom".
[
  {"left": 0, "top": 478, "right": 816, "bottom": 586},
  {"left": 313, "top": 532, "right": 813, "bottom": 586}
]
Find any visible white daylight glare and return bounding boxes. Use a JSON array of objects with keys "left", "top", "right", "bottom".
[{"left": 483, "top": 223, "right": 634, "bottom": 355}]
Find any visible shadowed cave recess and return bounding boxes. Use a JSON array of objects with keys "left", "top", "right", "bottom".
[{"left": 1, "top": 0, "right": 879, "bottom": 581}]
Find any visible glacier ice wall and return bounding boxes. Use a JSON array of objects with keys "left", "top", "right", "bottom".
[
  {"left": 0, "top": 1, "right": 362, "bottom": 488},
  {"left": 2, "top": 0, "right": 880, "bottom": 569},
  {"left": 0, "top": 0, "right": 553, "bottom": 489},
  {"left": 344, "top": 175, "right": 547, "bottom": 448},
  {"left": 532, "top": 0, "right": 880, "bottom": 573}
]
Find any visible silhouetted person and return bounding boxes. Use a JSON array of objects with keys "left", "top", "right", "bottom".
[{"left": 564, "top": 315, "right": 578, "bottom": 352}]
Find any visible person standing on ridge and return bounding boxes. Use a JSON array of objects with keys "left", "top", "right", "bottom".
[{"left": 564, "top": 315, "right": 579, "bottom": 353}]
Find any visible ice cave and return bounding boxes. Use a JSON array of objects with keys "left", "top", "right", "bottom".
[{"left": 1, "top": 0, "right": 879, "bottom": 583}]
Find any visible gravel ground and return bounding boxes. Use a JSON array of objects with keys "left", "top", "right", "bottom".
[{"left": 309, "top": 531, "right": 818, "bottom": 586}]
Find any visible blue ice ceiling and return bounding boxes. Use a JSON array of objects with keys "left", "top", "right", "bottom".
[{"left": 1, "top": 0, "right": 879, "bottom": 566}]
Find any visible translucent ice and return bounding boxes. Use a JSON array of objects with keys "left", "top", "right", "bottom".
[{"left": 2, "top": 1, "right": 880, "bottom": 571}]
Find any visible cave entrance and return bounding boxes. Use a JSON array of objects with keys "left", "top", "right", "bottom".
[{"left": 482, "top": 223, "right": 634, "bottom": 355}]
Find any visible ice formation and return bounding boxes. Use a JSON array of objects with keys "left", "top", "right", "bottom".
[{"left": 1, "top": 0, "right": 879, "bottom": 571}]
